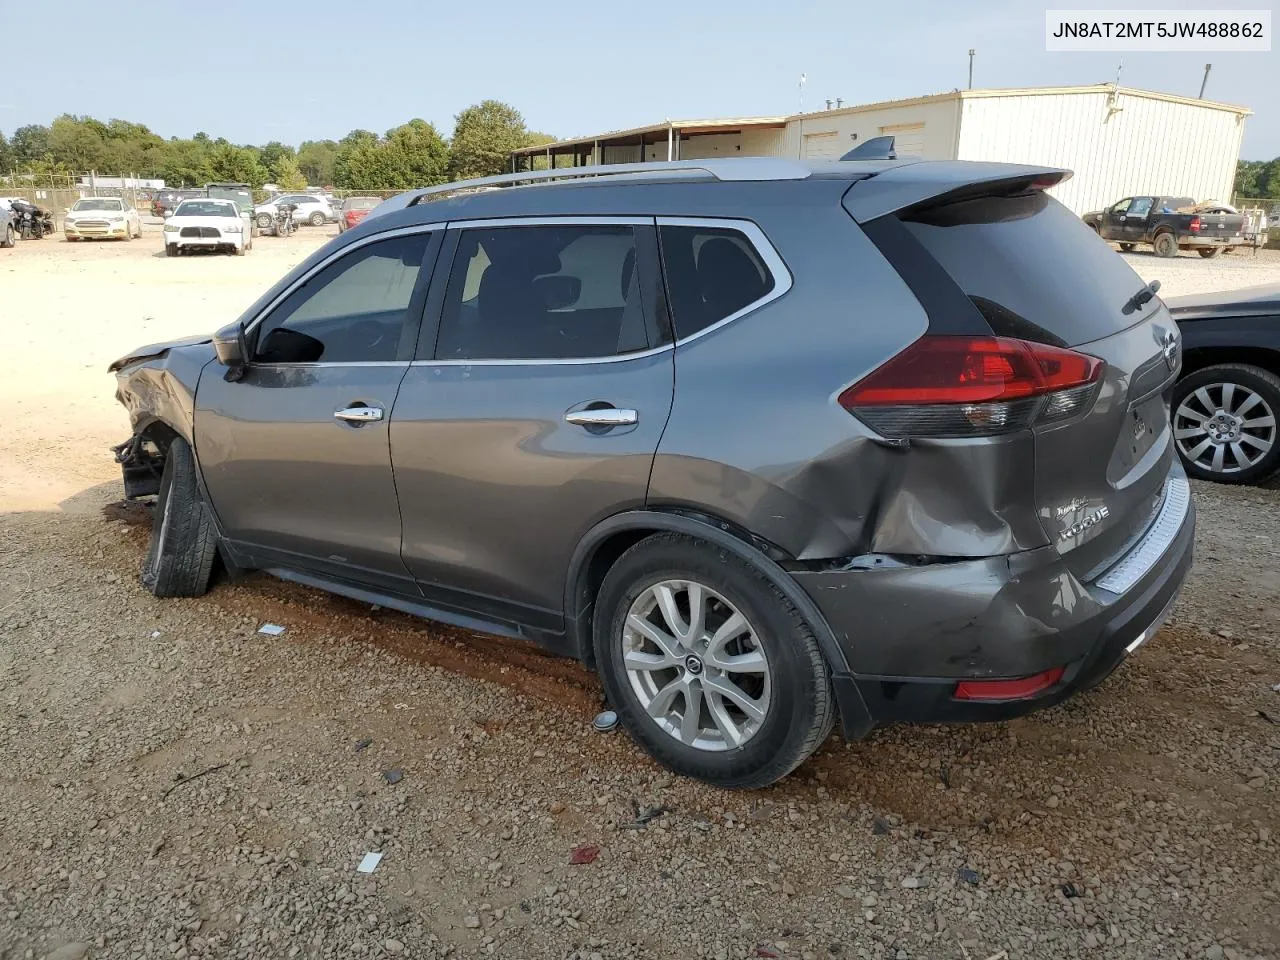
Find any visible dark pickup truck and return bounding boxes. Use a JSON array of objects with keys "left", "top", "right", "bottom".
[{"left": 1083, "top": 195, "right": 1245, "bottom": 258}]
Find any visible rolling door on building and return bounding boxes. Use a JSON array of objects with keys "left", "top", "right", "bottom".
[
  {"left": 880, "top": 123, "right": 925, "bottom": 156},
  {"left": 803, "top": 131, "right": 842, "bottom": 159}
]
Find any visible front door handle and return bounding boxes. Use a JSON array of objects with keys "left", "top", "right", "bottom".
[
  {"left": 565, "top": 408, "right": 638, "bottom": 427},
  {"left": 335, "top": 405, "right": 384, "bottom": 424}
]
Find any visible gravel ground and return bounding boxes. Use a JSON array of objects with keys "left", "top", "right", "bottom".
[{"left": 1, "top": 234, "right": 1278, "bottom": 960}]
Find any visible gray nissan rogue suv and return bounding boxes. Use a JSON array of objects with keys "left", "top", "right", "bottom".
[{"left": 110, "top": 157, "right": 1195, "bottom": 788}]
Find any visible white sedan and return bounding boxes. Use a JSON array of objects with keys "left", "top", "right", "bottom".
[
  {"left": 64, "top": 197, "right": 142, "bottom": 241},
  {"left": 162, "top": 199, "right": 252, "bottom": 256},
  {"left": 253, "top": 193, "right": 334, "bottom": 229}
]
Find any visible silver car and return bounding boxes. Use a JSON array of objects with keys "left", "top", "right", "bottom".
[{"left": 110, "top": 158, "right": 1194, "bottom": 788}]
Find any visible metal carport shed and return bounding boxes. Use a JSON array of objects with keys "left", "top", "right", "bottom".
[{"left": 508, "top": 117, "right": 788, "bottom": 171}]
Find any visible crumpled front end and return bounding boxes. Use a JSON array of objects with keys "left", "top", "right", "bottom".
[{"left": 109, "top": 337, "right": 215, "bottom": 497}]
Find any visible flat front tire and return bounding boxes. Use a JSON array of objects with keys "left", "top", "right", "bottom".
[
  {"left": 141, "top": 438, "right": 219, "bottom": 597},
  {"left": 594, "top": 533, "right": 835, "bottom": 789}
]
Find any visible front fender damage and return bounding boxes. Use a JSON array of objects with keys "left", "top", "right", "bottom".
[{"left": 110, "top": 340, "right": 212, "bottom": 499}]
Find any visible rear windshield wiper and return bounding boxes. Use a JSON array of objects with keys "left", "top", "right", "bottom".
[{"left": 1125, "top": 279, "right": 1161, "bottom": 314}]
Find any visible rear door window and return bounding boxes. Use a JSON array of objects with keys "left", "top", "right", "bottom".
[
  {"left": 658, "top": 225, "right": 776, "bottom": 339},
  {"left": 435, "top": 224, "right": 649, "bottom": 361},
  {"left": 899, "top": 191, "right": 1151, "bottom": 347}
]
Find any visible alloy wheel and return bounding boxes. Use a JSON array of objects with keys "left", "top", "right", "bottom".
[
  {"left": 1174, "top": 382, "right": 1277, "bottom": 474},
  {"left": 622, "top": 579, "right": 771, "bottom": 751}
]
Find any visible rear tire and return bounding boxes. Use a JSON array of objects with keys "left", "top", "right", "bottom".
[
  {"left": 1198, "top": 247, "right": 1221, "bottom": 259},
  {"left": 256, "top": 213, "right": 273, "bottom": 230},
  {"left": 1171, "top": 363, "right": 1280, "bottom": 485},
  {"left": 141, "top": 438, "right": 219, "bottom": 597},
  {"left": 1153, "top": 231, "right": 1178, "bottom": 258},
  {"left": 593, "top": 533, "right": 835, "bottom": 789},
  {"left": 1, "top": 225, "right": 13, "bottom": 248},
  {"left": 308, "top": 211, "right": 325, "bottom": 227}
]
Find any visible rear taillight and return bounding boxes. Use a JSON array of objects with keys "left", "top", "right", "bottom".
[
  {"left": 1189, "top": 216, "right": 1201, "bottom": 232},
  {"left": 838, "top": 335, "right": 1104, "bottom": 439}
]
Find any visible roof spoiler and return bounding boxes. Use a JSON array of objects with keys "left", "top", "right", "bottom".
[
  {"left": 840, "top": 135, "right": 897, "bottom": 161},
  {"left": 843, "top": 162, "right": 1072, "bottom": 223}
]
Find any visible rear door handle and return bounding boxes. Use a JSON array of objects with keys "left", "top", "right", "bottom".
[
  {"left": 564, "top": 408, "right": 638, "bottom": 427},
  {"left": 335, "top": 405, "right": 384, "bottom": 424}
]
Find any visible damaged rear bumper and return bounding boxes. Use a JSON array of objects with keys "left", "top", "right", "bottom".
[{"left": 797, "top": 472, "right": 1195, "bottom": 733}]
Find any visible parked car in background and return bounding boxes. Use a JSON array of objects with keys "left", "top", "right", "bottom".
[
  {"left": 337, "top": 196, "right": 381, "bottom": 233},
  {"left": 153, "top": 190, "right": 203, "bottom": 218},
  {"left": 254, "top": 193, "right": 333, "bottom": 229},
  {"left": 108, "top": 158, "right": 1195, "bottom": 788},
  {"left": 1165, "top": 283, "right": 1280, "bottom": 484},
  {"left": 1083, "top": 195, "right": 1245, "bottom": 258},
  {"left": 64, "top": 197, "right": 142, "bottom": 241},
  {"left": 0, "top": 198, "right": 18, "bottom": 248},
  {"left": 162, "top": 198, "right": 252, "bottom": 257}
]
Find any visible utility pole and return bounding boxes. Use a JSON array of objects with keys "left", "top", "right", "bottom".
[
  {"left": 1199, "top": 63, "right": 1212, "bottom": 98},
  {"left": 798, "top": 73, "right": 807, "bottom": 114},
  {"left": 968, "top": 49, "right": 975, "bottom": 89}
]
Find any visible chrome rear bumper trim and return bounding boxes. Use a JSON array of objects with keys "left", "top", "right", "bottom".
[{"left": 1096, "top": 476, "right": 1190, "bottom": 595}]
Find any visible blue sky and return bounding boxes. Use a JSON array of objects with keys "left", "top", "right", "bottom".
[{"left": 3, "top": 0, "right": 1276, "bottom": 157}]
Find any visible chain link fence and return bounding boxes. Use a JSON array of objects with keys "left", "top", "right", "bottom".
[{"left": 1, "top": 171, "right": 157, "bottom": 229}]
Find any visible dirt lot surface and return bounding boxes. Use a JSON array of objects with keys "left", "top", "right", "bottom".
[{"left": 1, "top": 231, "right": 1279, "bottom": 960}]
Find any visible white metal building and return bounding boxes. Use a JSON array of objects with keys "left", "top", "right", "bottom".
[{"left": 509, "top": 85, "right": 1251, "bottom": 215}]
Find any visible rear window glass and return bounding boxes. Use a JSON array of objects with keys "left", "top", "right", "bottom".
[
  {"left": 901, "top": 192, "right": 1150, "bottom": 347},
  {"left": 176, "top": 201, "right": 235, "bottom": 217},
  {"left": 659, "top": 225, "right": 776, "bottom": 339},
  {"left": 345, "top": 197, "right": 381, "bottom": 211}
]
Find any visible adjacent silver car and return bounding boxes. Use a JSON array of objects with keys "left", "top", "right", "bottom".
[{"left": 110, "top": 158, "right": 1194, "bottom": 788}]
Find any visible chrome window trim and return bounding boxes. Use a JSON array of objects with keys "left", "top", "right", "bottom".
[
  {"left": 250, "top": 361, "right": 409, "bottom": 369},
  {"left": 412, "top": 216, "right": 790, "bottom": 368},
  {"left": 244, "top": 223, "right": 443, "bottom": 339},
  {"left": 411, "top": 345, "right": 673, "bottom": 368},
  {"left": 656, "top": 216, "right": 793, "bottom": 348},
  {"left": 445, "top": 215, "right": 654, "bottom": 229}
]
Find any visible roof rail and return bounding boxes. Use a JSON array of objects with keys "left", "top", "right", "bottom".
[{"left": 371, "top": 158, "right": 814, "bottom": 215}]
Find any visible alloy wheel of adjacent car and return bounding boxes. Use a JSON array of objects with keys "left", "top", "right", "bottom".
[
  {"left": 256, "top": 213, "right": 274, "bottom": 230},
  {"left": 1172, "top": 364, "right": 1280, "bottom": 484},
  {"left": 594, "top": 533, "right": 835, "bottom": 789},
  {"left": 309, "top": 211, "right": 326, "bottom": 227}
]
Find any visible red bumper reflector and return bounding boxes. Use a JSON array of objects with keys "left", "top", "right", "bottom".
[{"left": 954, "top": 666, "right": 1065, "bottom": 702}]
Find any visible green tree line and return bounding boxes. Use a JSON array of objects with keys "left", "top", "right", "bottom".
[
  {"left": 0, "top": 100, "right": 555, "bottom": 191},
  {"left": 1235, "top": 158, "right": 1280, "bottom": 200}
]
